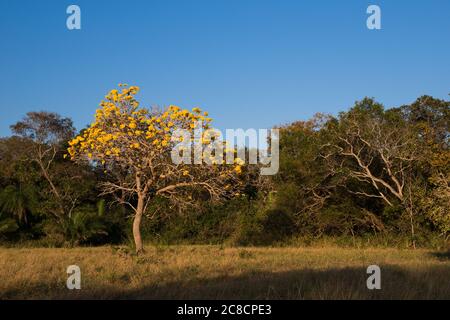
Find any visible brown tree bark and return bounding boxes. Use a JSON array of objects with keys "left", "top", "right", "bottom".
[{"left": 133, "top": 195, "right": 145, "bottom": 254}]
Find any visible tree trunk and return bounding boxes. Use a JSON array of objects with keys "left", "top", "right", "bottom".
[
  {"left": 409, "top": 209, "right": 416, "bottom": 249},
  {"left": 133, "top": 196, "right": 145, "bottom": 255},
  {"left": 406, "top": 178, "right": 416, "bottom": 249},
  {"left": 37, "top": 158, "right": 66, "bottom": 218}
]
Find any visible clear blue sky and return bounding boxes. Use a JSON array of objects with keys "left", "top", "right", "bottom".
[{"left": 1, "top": 0, "right": 449, "bottom": 137}]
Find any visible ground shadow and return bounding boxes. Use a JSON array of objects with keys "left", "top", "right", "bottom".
[
  {"left": 3, "top": 264, "right": 449, "bottom": 300},
  {"left": 429, "top": 249, "right": 450, "bottom": 261}
]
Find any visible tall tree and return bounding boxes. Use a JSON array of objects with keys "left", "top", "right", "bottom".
[
  {"left": 10, "top": 112, "right": 82, "bottom": 222},
  {"left": 321, "top": 98, "right": 424, "bottom": 246},
  {"left": 402, "top": 96, "right": 450, "bottom": 238},
  {"left": 68, "top": 84, "right": 244, "bottom": 253}
]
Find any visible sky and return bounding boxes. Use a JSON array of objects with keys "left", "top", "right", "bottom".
[{"left": 0, "top": 0, "right": 449, "bottom": 137}]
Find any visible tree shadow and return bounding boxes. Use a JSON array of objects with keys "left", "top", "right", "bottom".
[
  {"left": 2, "top": 265, "right": 449, "bottom": 300},
  {"left": 429, "top": 249, "right": 450, "bottom": 261},
  {"left": 121, "top": 265, "right": 449, "bottom": 300}
]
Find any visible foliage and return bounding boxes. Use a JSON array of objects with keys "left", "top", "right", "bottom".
[
  {"left": 269, "top": 95, "right": 449, "bottom": 245},
  {"left": 67, "top": 84, "right": 245, "bottom": 253},
  {"left": 0, "top": 91, "right": 448, "bottom": 248}
]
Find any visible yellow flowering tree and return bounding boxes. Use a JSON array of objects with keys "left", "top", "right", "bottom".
[{"left": 68, "top": 85, "right": 244, "bottom": 253}]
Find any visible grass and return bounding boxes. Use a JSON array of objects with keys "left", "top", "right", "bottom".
[{"left": 0, "top": 245, "right": 449, "bottom": 299}]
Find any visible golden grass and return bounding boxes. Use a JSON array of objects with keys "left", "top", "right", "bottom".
[{"left": 0, "top": 245, "right": 449, "bottom": 299}]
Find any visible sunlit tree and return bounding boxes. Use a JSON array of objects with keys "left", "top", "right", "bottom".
[
  {"left": 68, "top": 84, "right": 244, "bottom": 253},
  {"left": 321, "top": 99, "right": 425, "bottom": 247}
]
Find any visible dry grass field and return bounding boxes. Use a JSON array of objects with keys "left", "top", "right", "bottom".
[{"left": 0, "top": 245, "right": 449, "bottom": 299}]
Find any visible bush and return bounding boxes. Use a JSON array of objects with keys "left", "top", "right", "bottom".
[{"left": 42, "top": 203, "right": 127, "bottom": 247}]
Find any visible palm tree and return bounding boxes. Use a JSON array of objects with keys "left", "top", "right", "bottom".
[{"left": 0, "top": 185, "right": 36, "bottom": 225}]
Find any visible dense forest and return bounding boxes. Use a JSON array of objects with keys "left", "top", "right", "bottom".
[{"left": 0, "top": 94, "right": 448, "bottom": 249}]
